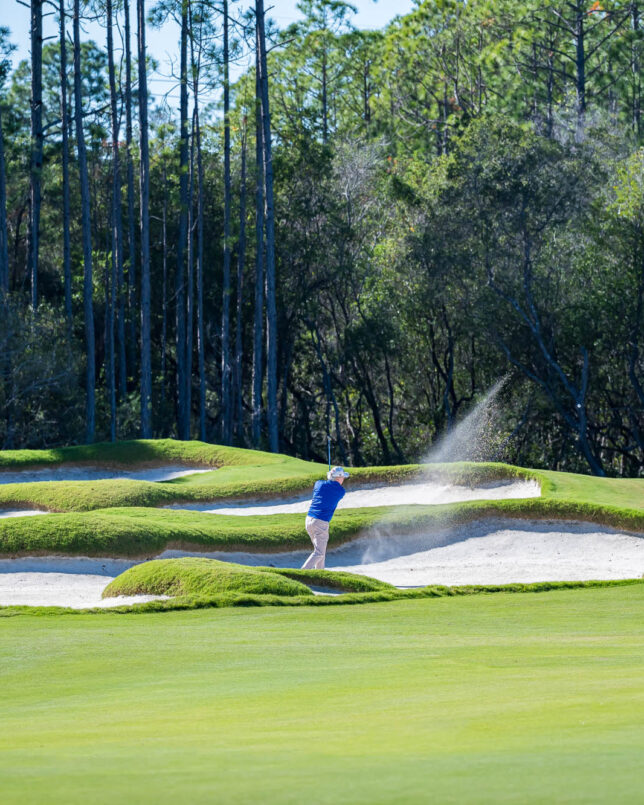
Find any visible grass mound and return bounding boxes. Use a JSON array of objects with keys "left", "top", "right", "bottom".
[
  {"left": 102, "top": 557, "right": 314, "bottom": 599},
  {"left": 261, "top": 567, "right": 396, "bottom": 593}
]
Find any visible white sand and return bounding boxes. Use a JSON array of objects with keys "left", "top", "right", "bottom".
[
  {"left": 0, "top": 509, "right": 48, "bottom": 518},
  {"left": 159, "top": 519, "right": 644, "bottom": 587},
  {"left": 163, "top": 479, "right": 541, "bottom": 515},
  {"left": 0, "top": 465, "right": 213, "bottom": 485},
  {"left": 0, "top": 570, "right": 167, "bottom": 608},
  {"left": 3, "top": 512, "right": 642, "bottom": 605}
]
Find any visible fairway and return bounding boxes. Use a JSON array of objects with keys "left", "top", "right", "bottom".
[{"left": 2, "top": 584, "right": 644, "bottom": 804}]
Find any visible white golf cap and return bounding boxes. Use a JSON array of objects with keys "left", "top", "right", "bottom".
[{"left": 327, "top": 466, "right": 350, "bottom": 480}]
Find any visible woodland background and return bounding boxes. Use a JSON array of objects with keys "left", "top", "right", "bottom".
[{"left": 0, "top": 0, "right": 643, "bottom": 477}]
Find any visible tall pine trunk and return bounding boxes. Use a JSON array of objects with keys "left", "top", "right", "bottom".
[
  {"left": 251, "top": 49, "right": 264, "bottom": 448},
  {"left": 106, "top": 0, "right": 127, "bottom": 400},
  {"left": 196, "top": 121, "right": 206, "bottom": 441},
  {"left": 176, "top": 0, "right": 189, "bottom": 439},
  {"left": 221, "top": 0, "right": 233, "bottom": 444},
  {"left": 161, "top": 164, "right": 168, "bottom": 405},
  {"left": 73, "top": 0, "right": 95, "bottom": 442},
  {"left": 187, "top": 3, "right": 206, "bottom": 442},
  {"left": 0, "top": 103, "right": 8, "bottom": 296},
  {"left": 233, "top": 117, "right": 247, "bottom": 444},
  {"left": 256, "top": 0, "right": 278, "bottom": 452},
  {"left": 29, "top": 0, "right": 44, "bottom": 311},
  {"left": 124, "top": 0, "right": 137, "bottom": 386},
  {"left": 138, "top": 0, "right": 152, "bottom": 436},
  {"left": 59, "top": 0, "right": 72, "bottom": 331},
  {"left": 185, "top": 107, "right": 196, "bottom": 437},
  {"left": 106, "top": 0, "right": 123, "bottom": 434}
]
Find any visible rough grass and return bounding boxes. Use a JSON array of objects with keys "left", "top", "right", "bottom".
[{"left": 102, "top": 557, "right": 313, "bottom": 599}]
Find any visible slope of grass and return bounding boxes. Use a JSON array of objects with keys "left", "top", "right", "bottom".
[
  {"left": 1, "top": 584, "right": 643, "bottom": 803},
  {"left": 0, "top": 438, "right": 539, "bottom": 511},
  {"left": 2, "top": 497, "right": 643, "bottom": 559},
  {"left": 0, "top": 438, "right": 296, "bottom": 470},
  {"left": 102, "top": 557, "right": 313, "bottom": 599},
  {"left": 538, "top": 469, "right": 644, "bottom": 508}
]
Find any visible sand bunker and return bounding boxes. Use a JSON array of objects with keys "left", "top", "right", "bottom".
[
  {"left": 4, "top": 515, "right": 642, "bottom": 607},
  {"left": 0, "top": 557, "right": 165, "bottom": 608},
  {"left": 0, "top": 465, "right": 213, "bottom": 485},
  {"left": 158, "top": 519, "right": 644, "bottom": 587},
  {"left": 164, "top": 479, "right": 540, "bottom": 515},
  {"left": 0, "top": 509, "right": 48, "bottom": 518}
]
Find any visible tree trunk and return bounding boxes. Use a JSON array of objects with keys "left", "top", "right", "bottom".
[
  {"left": 221, "top": 0, "right": 233, "bottom": 444},
  {"left": 161, "top": 164, "right": 168, "bottom": 405},
  {"left": 106, "top": 0, "right": 127, "bottom": 400},
  {"left": 106, "top": 249, "right": 116, "bottom": 441},
  {"left": 188, "top": 0, "right": 205, "bottom": 442},
  {"left": 574, "top": 3, "right": 586, "bottom": 137},
  {"left": 73, "top": 0, "right": 95, "bottom": 443},
  {"left": 322, "top": 45, "right": 328, "bottom": 143},
  {"left": 137, "top": 0, "right": 152, "bottom": 437},
  {"left": 124, "top": 0, "right": 137, "bottom": 386},
  {"left": 252, "top": 47, "right": 264, "bottom": 448},
  {"left": 196, "top": 108, "right": 206, "bottom": 442},
  {"left": 233, "top": 117, "right": 248, "bottom": 444},
  {"left": 0, "top": 104, "right": 8, "bottom": 297},
  {"left": 633, "top": 3, "right": 641, "bottom": 137},
  {"left": 59, "top": 0, "right": 73, "bottom": 331},
  {"left": 176, "top": 0, "right": 189, "bottom": 440},
  {"left": 29, "top": 0, "right": 43, "bottom": 311},
  {"left": 106, "top": 0, "right": 123, "bottom": 433},
  {"left": 256, "top": 0, "right": 278, "bottom": 452},
  {"left": 185, "top": 107, "right": 196, "bottom": 438}
]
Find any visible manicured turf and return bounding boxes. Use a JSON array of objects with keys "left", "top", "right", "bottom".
[
  {"left": 1, "top": 584, "right": 643, "bottom": 804},
  {"left": 3, "top": 496, "right": 644, "bottom": 560},
  {"left": 102, "top": 557, "right": 315, "bottom": 598}
]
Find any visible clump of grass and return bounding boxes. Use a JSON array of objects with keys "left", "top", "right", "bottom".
[{"left": 103, "top": 557, "right": 314, "bottom": 599}]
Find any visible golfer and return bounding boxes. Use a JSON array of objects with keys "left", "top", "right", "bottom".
[{"left": 301, "top": 466, "right": 350, "bottom": 569}]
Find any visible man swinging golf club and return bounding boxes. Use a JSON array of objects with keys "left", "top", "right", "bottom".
[{"left": 301, "top": 465, "right": 350, "bottom": 570}]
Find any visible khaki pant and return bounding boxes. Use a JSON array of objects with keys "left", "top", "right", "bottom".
[{"left": 302, "top": 516, "right": 330, "bottom": 569}]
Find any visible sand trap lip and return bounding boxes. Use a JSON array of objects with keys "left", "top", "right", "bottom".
[
  {"left": 0, "top": 465, "right": 213, "bottom": 485},
  {"left": 158, "top": 519, "right": 644, "bottom": 587},
  {"left": 163, "top": 479, "right": 541, "bottom": 515},
  {"left": 3, "top": 517, "right": 642, "bottom": 607}
]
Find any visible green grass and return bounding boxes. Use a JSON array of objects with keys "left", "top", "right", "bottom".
[
  {"left": 2, "top": 496, "right": 644, "bottom": 559},
  {"left": 0, "top": 438, "right": 294, "bottom": 470},
  {"left": 102, "top": 557, "right": 315, "bottom": 598},
  {"left": 0, "top": 440, "right": 536, "bottom": 513},
  {"left": 1, "top": 584, "right": 644, "bottom": 803}
]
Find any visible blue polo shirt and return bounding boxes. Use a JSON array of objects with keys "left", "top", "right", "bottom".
[{"left": 308, "top": 480, "right": 345, "bottom": 522}]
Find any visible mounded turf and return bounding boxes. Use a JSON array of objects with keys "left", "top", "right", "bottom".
[
  {"left": 1, "top": 584, "right": 643, "bottom": 804},
  {"left": 102, "top": 557, "right": 395, "bottom": 601},
  {"left": 1, "top": 438, "right": 643, "bottom": 614},
  {"left": 102, "top": 557, "right": 315, "bottom": 598},
  {"left": 0, "top": 438, "right": 536, "bottom": 513},
  {"left": 2, "top": 497, "right": 644, "bottom": 560}
]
